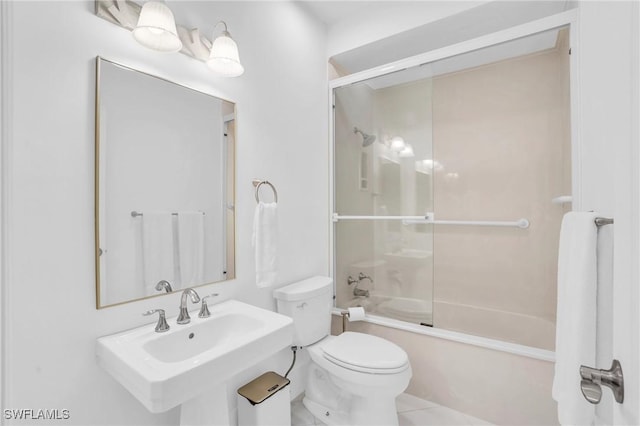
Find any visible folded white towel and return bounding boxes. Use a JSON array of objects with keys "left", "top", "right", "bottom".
[
  {"left": 552, "top": 211, "right": 598, "bottom": 426},
  {"left": 178, "top": 212, "right": 205, "bottom": 287},
  {"left": 141, "top": 212, "right": 174, "bottom": 296},
  {"left": 252, "top": 202, "right": 278, "bottom": 288}
]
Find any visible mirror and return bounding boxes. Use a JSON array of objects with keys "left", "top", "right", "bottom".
[{"left": 95, "top": 57, "right": 235, "bottom": 308}]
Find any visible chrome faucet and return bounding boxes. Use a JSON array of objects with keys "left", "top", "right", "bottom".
[
  {"left": 347, "top": 275, "right": 370, "bottom": 298},
  {"left": 177, "top": 288, "right": 201, "bottom": 324},
  {"left": 353, "top": 287, "right": 370, "bottom": 297},
  {"left": 143, "top": 309, "right": 170, "bottom": 332},
  {"left": 358, "top": 272, "right": 373, "bottom": 284},
  {"left": 155, "top": 280, "right": 173, "bottom": 293},
  {"left": 198, "top": 293, "right": 219, "bottom": 318}
]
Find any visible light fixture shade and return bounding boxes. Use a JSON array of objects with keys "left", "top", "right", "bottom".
[
  {"left": 399, "top": 144, "right": 415, "bottom": 158},
  {"left": 133, "top": 1, "right": 182, "bottom": 53},
  {"left": 390, "top": 136, "right": 406, "bottom": 152},
  {"left": 207, "top": 31, "right": 244, "bottom": 77}
]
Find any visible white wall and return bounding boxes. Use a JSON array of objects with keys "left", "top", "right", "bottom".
[{"left": 1, "top": 1, "right": 327, "bottom": 424}]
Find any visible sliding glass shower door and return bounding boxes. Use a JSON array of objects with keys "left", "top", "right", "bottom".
[
  {"left": 332, "top": 27, "right": 571, "bottom": 349},
  {"left": 333, "top": 74, "right": 435, "bottom": 326}
]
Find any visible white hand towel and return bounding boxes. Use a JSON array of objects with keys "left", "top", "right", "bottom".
[
  {"left": 552, "top": 211, "right": 598, "bottom": 426},
  {"left": 252, "top": 202, "right": 278, "bottom": 288},
  {"left": 142, "top": 212, "right": 174, "bottom": 296},
  {"left": 178, "top": 211, "right": 205, "bottom": 287}
]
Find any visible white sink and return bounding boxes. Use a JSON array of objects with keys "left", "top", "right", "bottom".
[{"left": 96, "top": 299, "right": 293, "bottom": 414}]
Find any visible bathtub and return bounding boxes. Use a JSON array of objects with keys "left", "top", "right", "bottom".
[{"left": 433, "top": 300, "right": 556, "bottom": 350}]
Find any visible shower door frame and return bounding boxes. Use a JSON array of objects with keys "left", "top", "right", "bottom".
[{"left": 328, "top": 9, "right": 580, "bottom": 362}]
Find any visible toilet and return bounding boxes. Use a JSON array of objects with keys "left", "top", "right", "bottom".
[{"left": 274, "top": 276, "right": 412, "bottom": 426}]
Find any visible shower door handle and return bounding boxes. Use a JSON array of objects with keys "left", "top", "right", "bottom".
[{"left": 580, "top": 359, "right": 624, "bottom": 404}]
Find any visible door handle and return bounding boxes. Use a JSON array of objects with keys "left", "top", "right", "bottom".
[{"left": 580, "top": 359, "right": 624, "bottom": 404}]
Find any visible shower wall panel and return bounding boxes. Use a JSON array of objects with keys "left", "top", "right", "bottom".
[{"left": 431, "top": 35, "right": 571, "bottom": 349}]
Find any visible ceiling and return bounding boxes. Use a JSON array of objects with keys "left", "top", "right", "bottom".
[{"left": 300, "top": 1, "right": 392, "bottom": 26}]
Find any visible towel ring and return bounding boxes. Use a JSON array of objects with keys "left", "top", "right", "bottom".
[{"left": 253, "top": 179, "right": 278, "bottom": 203}]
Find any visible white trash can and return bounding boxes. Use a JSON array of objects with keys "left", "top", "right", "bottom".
[{"left": 237, "top": 371, "right": 291, "bottom": 426}]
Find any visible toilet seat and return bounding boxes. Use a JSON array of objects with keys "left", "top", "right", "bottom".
[{"left": 321, "top": 332, "right": 409, "bottom": 374}]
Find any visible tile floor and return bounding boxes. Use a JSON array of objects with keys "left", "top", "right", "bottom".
[{"left": 291, "top": 393, "right": 494, "bottom": 426}]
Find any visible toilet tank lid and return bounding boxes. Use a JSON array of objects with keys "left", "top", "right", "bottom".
[{"left": 273, "top": 276, "right": 333, "bottom": 301}]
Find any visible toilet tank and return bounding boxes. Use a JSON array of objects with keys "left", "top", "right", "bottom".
[{"left": 273, "top": 276, "right": 333, "bottom": 347}]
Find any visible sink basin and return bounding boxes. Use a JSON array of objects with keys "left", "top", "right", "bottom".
[
  {"left": 142, "top": 313, "right": 263, "bottom": 363},
  {"left": 96, "top": 299, "right": 293, "bottom": 413}
]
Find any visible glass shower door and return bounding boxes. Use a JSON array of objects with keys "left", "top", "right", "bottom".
[{"left": 333, "top": 74, "right": 435, "bottom": 326}]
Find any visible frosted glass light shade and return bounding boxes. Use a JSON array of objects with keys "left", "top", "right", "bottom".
[
  {"left": 133, "top": 1, "right": 182, "bottom": 53},
  {"left": 207, "top": 32, "right": 244, "bottom": 77},
  {"left": 399, "top": 144, "right": 414, "bottom": 158},
  {"left": 390, "top": 136, "right": 406, "bottom": 152}
]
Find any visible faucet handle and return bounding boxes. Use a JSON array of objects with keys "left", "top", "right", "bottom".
[
  {"left": 198, "top": 293, "right": 219, "bottom": 318},
  {"left": 143, "top": 309, "right": 170, "bottom": 333},
  {"left": 358, "top": 272, "right": 373, "bottom": 282},
  {"left": 155, "top": 280, "right": 173, "bottom": 293}
]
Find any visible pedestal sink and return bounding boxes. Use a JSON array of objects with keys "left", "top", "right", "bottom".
[{"left": 96, "top": 299, "right": 293, "bottom": 424}]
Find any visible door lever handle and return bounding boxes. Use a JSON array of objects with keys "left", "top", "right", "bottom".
[{"left": 580, "top": 359, "right": 624, "bottom": 404}]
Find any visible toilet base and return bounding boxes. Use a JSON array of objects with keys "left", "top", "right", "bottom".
[
  {"left": 303, "top": 396, "right": 349, "bottom": 426},
  {"left": 303, "top": 363, "right": 400, "bottom": 426},
  {"left": 303, "top": 394, "right": 400, "bottom": 426}
]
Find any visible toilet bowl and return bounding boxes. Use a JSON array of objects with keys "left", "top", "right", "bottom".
[
  {"left": 274, "top": 276, "right": 412, "bottom": 426},
  {"left": 304, "top": 332, "right": 411, "bottom": 425}
]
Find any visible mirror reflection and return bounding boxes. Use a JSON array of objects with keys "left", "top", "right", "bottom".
[{"left": 95, "top": 57, "right": 235, "bottom": 308}]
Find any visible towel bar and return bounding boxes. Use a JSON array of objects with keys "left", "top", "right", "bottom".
[
  {"left": 595, "top": 217, "right": 614, "bottom": 226},
  {"left": 332, "top": 214, "right": 530, "bottom": 229},
  {"left": 131, "top": 211, "right": 205, "bottom": 218}
]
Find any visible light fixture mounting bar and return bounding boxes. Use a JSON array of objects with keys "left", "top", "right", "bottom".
[{"left": 95, "top": 0, "right": 213, "bottom": 62}]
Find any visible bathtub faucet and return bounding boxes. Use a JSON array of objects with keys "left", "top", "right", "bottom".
[
  {"left": 358, "top": 273, "right": 373, "bottom": 284},
  {"left": 347, "top": 274, "right": 371, "bottom": 297}
]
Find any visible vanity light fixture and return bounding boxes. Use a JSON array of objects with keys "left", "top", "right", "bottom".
[
  {"left": 390, "top": 136, "right": 406, "bottom": 152},
  {"left": 132, "top": 1, "right": 182, "bottom": 52},
  {"left": 207, "top": 21, "right": 244, "bottom": 77},
  {"left": 95, "top": 0, "right": 244, "bottom": 77},
  {"left": 399, "top": 144, "right": 415, "bottom": 158}
]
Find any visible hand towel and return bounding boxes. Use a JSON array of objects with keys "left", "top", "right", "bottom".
[
  {"left": 252, "top": 201, "right": 278, "bottom": 287},
  {"left": 178, "top": 211, "right": 205, "bottom": 287},
  {"left": 552, "top": 211, "right": 598, "bottom": 426},
  {"left": 141, "top": 212, "right": 174, "bottom": 296}
]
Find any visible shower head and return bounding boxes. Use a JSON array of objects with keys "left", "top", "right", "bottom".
[{"left": 353, "top": 127, "right": 376, "bottom": 147}]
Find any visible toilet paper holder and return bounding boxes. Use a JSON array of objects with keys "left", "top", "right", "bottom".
[
  {"left": 340, "top": 311, "right": 350, "bottom": 333},
  {"left": 580, "top": 359, "right": 624, "bottom": 404},
  {"left": 340, "top": 307, "right": 366, "bottom": 333}
]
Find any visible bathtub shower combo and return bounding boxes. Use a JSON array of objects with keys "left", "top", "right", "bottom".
[{"left": 331, "top": 25, "right": 572, "bottom": 353}]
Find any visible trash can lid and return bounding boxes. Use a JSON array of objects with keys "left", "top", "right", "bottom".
[{"left": 237, "top": 371, "right": 290, "bottom": 405}]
